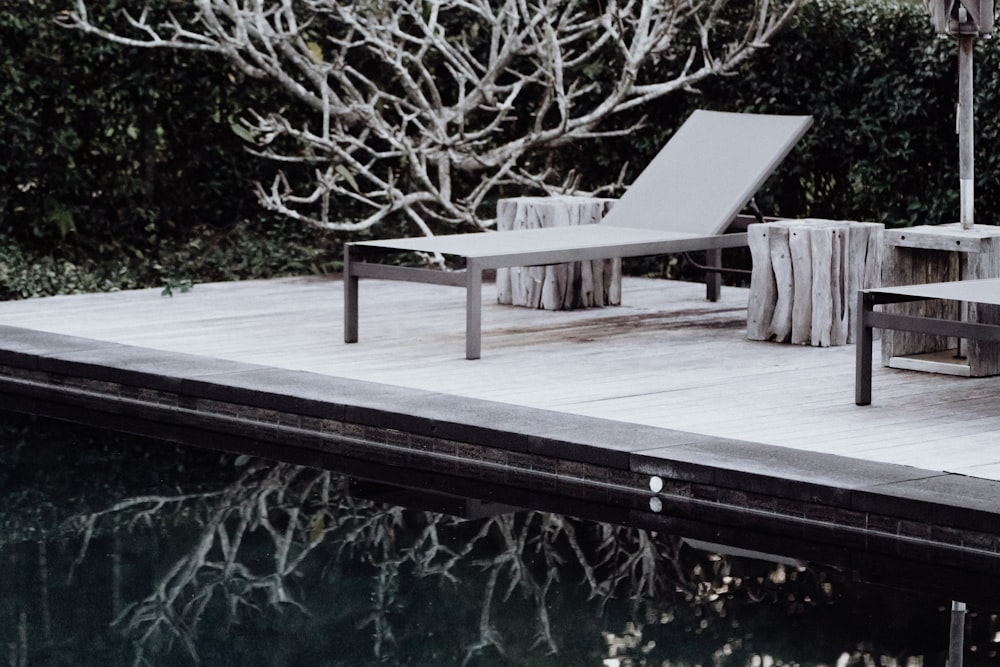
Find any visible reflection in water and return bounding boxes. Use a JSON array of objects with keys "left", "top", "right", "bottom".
[{"left": 0, "top": 411, "right": 998, "bottom": 666}]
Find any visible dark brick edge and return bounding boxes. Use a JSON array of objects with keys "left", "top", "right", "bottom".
[{"left": 2, "top": 325, "right": 1000, "bottom": 586}]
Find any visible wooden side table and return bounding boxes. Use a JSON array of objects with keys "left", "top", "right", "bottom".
[
  {"left": 880, "top": 223, "right": 1000, "bottom": 376},
  {"left": 495, "top": 196, "right": 621, "bottom": 310},
  {"left": 747, "top": 219, "right": 884, "bottom": 346}
]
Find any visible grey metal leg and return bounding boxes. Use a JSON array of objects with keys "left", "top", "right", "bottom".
[
  {"left": 344, "top": 245, "right": 359, "bottom": 344},
  {"left": 465, "top": 260, "right": 483, "bottom": 360},
  {"left": 855, "top": 290, "right": 873, "bottom": 405},
  {"left": 705, "top": 248, "right": 722, "bottom": 302}
]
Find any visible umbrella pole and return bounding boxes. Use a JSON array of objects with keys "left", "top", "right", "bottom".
[
  {"left": 957, "top": 33, "right": 975, "bottom": 357},
  {"left": 959, "top": 33, "right": 975, "bottom": 230}
]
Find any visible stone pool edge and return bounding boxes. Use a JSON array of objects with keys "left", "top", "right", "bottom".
[{"left": 2, "top": 324, "right": 1000, "bottom": 597}]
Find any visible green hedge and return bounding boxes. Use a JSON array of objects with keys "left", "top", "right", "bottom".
[
  {"left": 1, "top": 0, "right": 997, "bottom": 298},
  {"left": 511, "top": 0, "right": 990, "bottom": 229},
  {"left": 1, "top": 2, "right": 256, "bottom": 252},
  {"left": 643, "top": 0, "right": 992, "bottom": 228},
  {"left": 0, "top": 1, "right": 343, "bottom": 297}
]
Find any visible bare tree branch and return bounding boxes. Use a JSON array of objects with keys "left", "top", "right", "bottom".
[{"left": 61, "top": 0, "right": 801, "bottom": 235}]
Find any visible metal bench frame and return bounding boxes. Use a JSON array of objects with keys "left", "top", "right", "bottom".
[{"left": 856, "top": 279, "right": 1000, "bottom": 405}]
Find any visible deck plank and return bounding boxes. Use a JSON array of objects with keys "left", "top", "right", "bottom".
[{"left": 2, "top": 275, "right": 999, "bottom": 480}]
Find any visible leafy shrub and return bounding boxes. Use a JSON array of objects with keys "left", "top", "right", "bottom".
[
  {"left": 634, "top": 0, "right": 989, "bottom": 228},
  {"left": 715, "top": 0, "right": 964, "bottom": 227},
  {"left": 0, "top": 236, "right": 141, "bottom": 299},
  {"left": 0, "top": 216, "right": 343, "bottom": 300},
  {"left": 0, "top": 2, "right": 345, "bottom": 298},
  {"left": 0, "top": 2, "right": 279, "bottom": 261}
]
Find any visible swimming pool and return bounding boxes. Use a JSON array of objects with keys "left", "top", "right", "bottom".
[{"left": 1, "top": 410, "right": 997, "bottom": 666}]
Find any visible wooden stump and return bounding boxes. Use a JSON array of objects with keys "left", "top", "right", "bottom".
[
  {"left": 495, "top": 196, "right": 621, "bottom": 310},
  {"left": 747, "top": 219, "right": 884, "bottom": 346},
  {"left": 881, "top": 223, "right": 1000, "bottom": 377}
]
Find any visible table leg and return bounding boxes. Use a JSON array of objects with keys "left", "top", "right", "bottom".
[
  {"left": 705, "top": 248, "right": 722, "bottom": 302},
  {"left": 344, "top": 245, "right": 359, "bottom": 344},
  {"left": 466, "top": 260, "right": 483, "bottom": 360},
  {"left": 855, "top": 290, "right": 874, "bottom": 405}
]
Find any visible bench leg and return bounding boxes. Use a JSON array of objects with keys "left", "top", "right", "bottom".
[
  {"left": 344, "top": 245, "right": 359, "bottom": 344},
  {"left": 855, "top": 290, "right": 873, "bottom": 405},
  {"left": 466, "top": 260, "right": 483, "bottom": 360},
  {"left": 705, "top": 248, "right": 722, "bottom": 302}
]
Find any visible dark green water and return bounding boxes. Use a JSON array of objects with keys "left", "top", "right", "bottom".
[{"left": 0, "top": 410, "right": 997, "bottom": 666}]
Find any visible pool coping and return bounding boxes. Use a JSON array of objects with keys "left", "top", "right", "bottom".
[{"left": 2, "top": 323, "right": 1000, "bottom": 600}]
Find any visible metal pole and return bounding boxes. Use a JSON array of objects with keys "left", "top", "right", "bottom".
[
  {"left": 959, "top": 34, "right": 975, "bottom": 230},
  {"left": 957, "top": 32, "right": 975, "bottom": 357},
  {"left": 949, "top": 600, "right": 967, "bottom": 667}
]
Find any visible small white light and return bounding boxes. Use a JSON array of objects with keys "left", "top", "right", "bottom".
[
  {"left": 649, "top": 476, "right": 663, "bottom": 493},
  {"left": 649, "top": 497, "right": 663, "bottom": 513}
]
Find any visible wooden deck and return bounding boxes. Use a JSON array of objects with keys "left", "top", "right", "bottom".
[{"left": 2, "top": 274, "right": 1000, "bottom": 481}]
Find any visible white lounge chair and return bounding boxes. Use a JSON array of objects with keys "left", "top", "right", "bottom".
[{"left": 345, "top": 109, "right": 813, "bottom": 359}]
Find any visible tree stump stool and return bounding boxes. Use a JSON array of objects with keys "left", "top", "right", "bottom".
[
  {"left": 881, "top": 223, "right": 1000, "bottom": 377},
  {"left": 747, "top": 219, "right": 884, "bottom": 346},
  {"left": 495, "top": 196, "right": 621, "bottom": 310}
]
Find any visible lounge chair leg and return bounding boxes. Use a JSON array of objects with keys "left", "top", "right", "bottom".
[
  {"left": 855, "top": 290, "right": 873, "bottom": 405},
  {"left": 705, "top": 248, "right": 722, "bottom": 302},
  {"left": 344, "top": 245, "right": 359, "bottom": 344},
  {"left": 466, "top": 260, "right": 483, "bottom": 360}
]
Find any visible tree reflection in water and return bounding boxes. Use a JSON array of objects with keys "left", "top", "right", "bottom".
[
  {"left": 0, "top": 412, "right": 994, "bottom": 666},
  {"left": 68, "top": 459, "right": 698, "bottom": 663}
]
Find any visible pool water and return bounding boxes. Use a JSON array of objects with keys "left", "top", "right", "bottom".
[{"left": 1, "top": 410, "right": 998, "bottom": 666}]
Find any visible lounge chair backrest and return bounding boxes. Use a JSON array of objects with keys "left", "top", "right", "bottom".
[{"left": 600, "top": 110, "right": 812, "bottom": 235}]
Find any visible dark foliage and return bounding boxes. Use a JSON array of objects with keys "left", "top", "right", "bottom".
[
  {"left": 610, "top": 0, "right": 986, "bottom": 229},
  {"left": 0, "top": 1, "right": 343, "bottom": 296}
]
